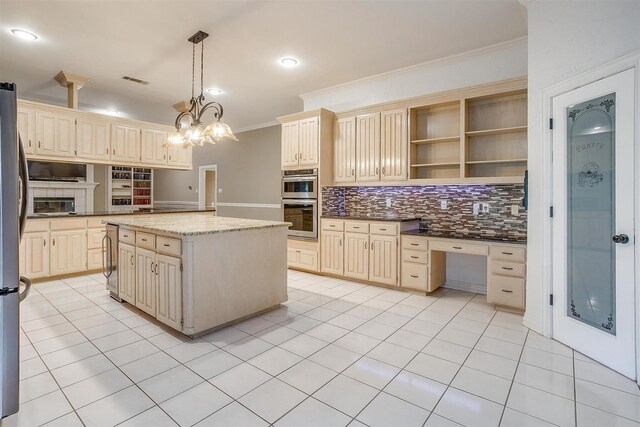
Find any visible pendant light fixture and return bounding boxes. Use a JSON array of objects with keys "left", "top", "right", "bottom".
[{"left": 167, "top": 30, "right": 237, "bottom": 147}]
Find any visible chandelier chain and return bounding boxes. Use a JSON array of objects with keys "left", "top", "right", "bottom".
[
  {"left": 191, "top": 43, "right": 195, "bottom": 100},
  {"left": 200, "top": 40, "right": 204, "bottom": 97}
]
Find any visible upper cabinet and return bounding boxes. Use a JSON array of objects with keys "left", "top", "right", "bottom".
[
  {"left": 380, "top": 108, "right": 408, "bottom": 181},
  {"left": 17, "top": 100, "right": 192, "bottom": 170},
  {"left": 334, "top": 117, "right": 356, "bottom": 183},
  {"left": 277, "top": 109, "right": 334, "bottom": 172},
  {"left": 356, "top": 113, "right": 381, "bottom": 182}
]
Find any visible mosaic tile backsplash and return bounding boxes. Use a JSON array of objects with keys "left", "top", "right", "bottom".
[{"left": 322, "top": 185, "right": 527, "bottom": 237}]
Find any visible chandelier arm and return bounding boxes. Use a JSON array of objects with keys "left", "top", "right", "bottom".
[
  {"left": 174, "top": 110, "right": 193, "bottom": 130},
  {"left": 200, "top": 101, "right": 224, "bottom": 121}
]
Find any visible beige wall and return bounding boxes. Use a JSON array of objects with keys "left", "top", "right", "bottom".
[{"left": 153, "top": 125, "right": 282, "bottom": 220}]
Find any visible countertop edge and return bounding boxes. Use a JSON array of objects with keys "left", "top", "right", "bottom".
[
  {"left": 401, "top": 229, "right": 526, "bottom": 244},
  {"left": 320, "top": 214, "right": 421, "bottom": 223},
  {"left": 27, "top": 208, "right": 217, "bottom": 220}
]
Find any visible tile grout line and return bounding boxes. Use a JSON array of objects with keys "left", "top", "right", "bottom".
[{"left": 497, "top": 327, "right": 529, "bottom": 426}]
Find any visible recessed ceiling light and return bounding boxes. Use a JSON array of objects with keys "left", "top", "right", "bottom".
[
  {"left": 10, "top": 29, "right": 38, "bottom": 41},
  {"left": 207, "top": 88, "right": 223, "bottom": 95},
  {"left": 104, "top": 109, "right": 119, "bottom": 116},
  {"left": 280, "top": 57, "right": 298, "bottom": 67}
]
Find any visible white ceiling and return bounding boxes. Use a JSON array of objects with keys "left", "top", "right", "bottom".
[{"left": 0, "top": 0, "right": 527, "bottom": 130}]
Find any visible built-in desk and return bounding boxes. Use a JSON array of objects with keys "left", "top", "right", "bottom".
[{"left": 401, "top": 230, "right": 526, "bottom": 312}]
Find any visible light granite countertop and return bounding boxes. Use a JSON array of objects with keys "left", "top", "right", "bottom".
[{"left": 104, "top": 215, "right": 291, "bottom": 236}]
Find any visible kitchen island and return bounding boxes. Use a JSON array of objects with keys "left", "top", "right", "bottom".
[{"left": 104, "top": 215, "right": 290, "bottom": 337}]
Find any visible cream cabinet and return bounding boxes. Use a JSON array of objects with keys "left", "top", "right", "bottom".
[
  {"left": 168, "top": 143, "right": 192, "bottom": 168},
  {"left": 334, "top": 117, "right": 356, "bottom": 183},
  {"left": 156, "top": 253, "right": 183, "bottom": 330},
  {"left": 20, "top": 231, "right": 50, "bottom": 279},
  {"left": 17, "top": 107, "right": 36, "bottom": 155},
  {"left": 321, "top": 230, "right": 344, "bottom": 276},
  {"left": 281, "top": 121, "right": 300, "bottom": 168},
  {"left": 135, "top": 247, "right": 156, "bottom": 316},
  {"left": 118, "top": 242, "right": 136, "bottom": 304},
  {"left": 369, "top": 234, "right": 397, "bottom": 286},
  {"left": 298, "top": 117, "right": 319, "bottom": 166},
  {"left": 356, "top": 113, "right": 381, "bottom": 182},
  {"left": 344, "top": 232, "right": 369, "bottom": 281},
  {"left": 380, "top": 109, "right": 408, "bottom": 181},
  {"left": 36, "top": 110, "right": 76, "bottom": 158},
  {"left": 141, "top": 128, "right": 168, "bottom": 166},
  {"left": 50, "top": 229, "right": 87, "bottom": 276},
  {"left": 487, "top": 244, "right": 526, "bottom": 310},
  {"left": 111, "top": 124, "right": 140, "bottom": 163},
  {"left": 76, "top": 116, "right": 110, "bottom": 160}
]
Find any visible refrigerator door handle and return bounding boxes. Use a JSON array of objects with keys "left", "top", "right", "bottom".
[
  {"left": 18, "top": 275, "right": 31, "bottom": 302},
  {"left": 18, "top": 136, "right": 29, "bottom": 239}
]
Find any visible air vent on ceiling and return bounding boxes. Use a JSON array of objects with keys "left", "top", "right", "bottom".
[{"left": 122, "top": 76, "right": 149, "bottom": 85}]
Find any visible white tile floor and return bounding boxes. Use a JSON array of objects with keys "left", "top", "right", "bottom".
[{"left": 4, "top": 269, "right": 640, "bottom": 427}]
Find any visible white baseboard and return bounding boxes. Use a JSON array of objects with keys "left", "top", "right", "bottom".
[
  {"left": 154, "top": 200, "right": 198, "bottom": 206},
  {"left": 216, "top": 202, "right": 281, "bottom": 209},
  {"left": 442, "top": 280, "right": 487, "bottom": 295}
]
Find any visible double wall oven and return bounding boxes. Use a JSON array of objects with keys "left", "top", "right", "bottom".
[{"left": 282, "top": 169, "right": 318, "bottom": 239}]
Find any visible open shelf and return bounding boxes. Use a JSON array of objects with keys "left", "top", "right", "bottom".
[
  {"left": 411, "top": 136, "right": 460, "bottom": 145},
  {"left": 411, "top": 162, "right": 460, "bottom": 168},
  {"left": 465, "top": 158, "right": 527, "bottom": 165},
  {"left": 465, "top": 126, "right": 527, "bottom": 137}
]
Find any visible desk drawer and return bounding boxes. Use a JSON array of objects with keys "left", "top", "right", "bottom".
[
  {"left": 401, "top": 263, "right": 428, "bottom": 291},
  {"left": 490, "top": 245, "right": 526, "bottom": 262},
  {"left": 402, "top": 236, "right": 428, "bottom": 251},
  {"left": 119, "top": 229, "right": 135, "bottom": 245},
  {"left": 344, "top": 221, "right": 369, "bottom": 234},
  {"left": 136, "top": 232, "right": 155, "bottom": 250},
  {"left": 430, "top": 240, "right": 488, "bottom": 256},
  {"left": 487, "top": 275, "right": 525, "bottom": 309},
  {"left": 490, "top": 260, "right": 525, "bottom": 277},
  {"left": 322, "top": 220, "right": 344, "bottom": 232},
  {"left": 370, "top": 223, "right": 398, "bottom": 236},
  {"left": 157, "top": 236, "right": 181, "bottom": 257},
  {"left": 403, "top": 249, "right": 428, "bottom": 264}
]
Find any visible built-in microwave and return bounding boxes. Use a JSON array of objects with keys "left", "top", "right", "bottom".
[
  {"left": 281, "top": 169, "right": 318, "bottom": 199},
  {"left": 283, "top": 199, "right": 317, "bottom": 239}
]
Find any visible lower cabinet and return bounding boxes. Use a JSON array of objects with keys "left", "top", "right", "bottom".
[
  {"left": 156, "top": 254, "right": 182, "bottom": 330},
  {"left": 21, "top": 231, "right": 50, "bottom": 279},
  {"left": 321, "top": 230, "right": 344, "bottom": 275},
  {"left": 87, "top": 228, "right": 106, "bottom": 270},
  {"left": 135, "top": 247, "right": 156, "bottom": 316},
  {"left": 118, "top": 242, "right": 136, "bottom": 304},
  {"left": 50, "top": 229, "right": 87, "bottom": 276},
  {"left": 369, "top": 235, "right": 397, "bottom": 286},
  {"left": 344, "top": 232, "right": 369, "bottom": 281}
]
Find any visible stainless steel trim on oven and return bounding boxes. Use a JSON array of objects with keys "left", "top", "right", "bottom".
[
  {"left": 283, "top": 198, "right": 318, "bottom": 239},
  {"left": 281, "top": 169, "right": 318, "bottom": 199}
]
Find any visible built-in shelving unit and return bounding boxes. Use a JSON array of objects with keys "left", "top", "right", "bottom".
[{"left": 108, "top": 166, "right": 153, "bottom": 210}]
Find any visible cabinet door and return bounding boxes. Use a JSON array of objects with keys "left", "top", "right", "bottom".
[
  {"left": 135, "top": 247, "right": 156, "bottom": 316},
  {"left": 167, "top": 143, "right": 192, "bottom": 168},
  {"left": 141, "top": 129, "right": 168, "bottom": 166},
  {"left": 23, "top": 231, "right": 49, "bottom": 279},
  {"left": 356, "top": 113, "right": 381, "bottom": 182},
  {"left": 17, "top": 108, "right": 36, "bottom": 155},
  {"left": 50, "top": 230, "right": 86, "bottom": 276},
  {"left": 321, "top": 230, "right": 343, "bottom": 276},
  {"left": 380, "top": 109, "right": 408, "bottom": 181},
  {"left": 112, "top": 124, "right": 141, "bottom": 163},
  {"left": 36, "top": 111, "right": 76, "bottom": 158},
  {"left": 344, "top": 232, "right": 369, "bottom": 281},
  {"left": 77, "top": 118, "right": 110, "bottom": 160},
  {"left": 334, "top": 117, "right": 357, "bottom": 183},
  {"left": 118, "top": 243, "right": 136, "bottom": 304},
  {"left": 281, "top": 121, "right": 299, "bottom": 168},
  {"left": 369, "top": 235, "right": 397, "bottom": 286},
  {"left": 299, "top": 117, "right": 319, "bottom": 166},
  {"left": 87, "top": 248, "right": 104, "bottom": 271},
  {"left": 156, "top": 254, "right": 182, "bottom": 330}
]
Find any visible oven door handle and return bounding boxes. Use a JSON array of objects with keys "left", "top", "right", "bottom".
[{"left": 282, "top": 177, "right": 318, "bottom": 183}]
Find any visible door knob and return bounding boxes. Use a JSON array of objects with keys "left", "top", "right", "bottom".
[{"left": 612, "top": 234, "right": 630, "bottom": 244}]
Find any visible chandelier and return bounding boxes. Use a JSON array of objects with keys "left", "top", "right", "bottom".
[{"left": 166, "top": 31, "right": 237, "bottom": 147}]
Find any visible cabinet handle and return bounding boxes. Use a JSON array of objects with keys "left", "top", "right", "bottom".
[
  {"left": 43, "top": 239, "right": 46, "bottom": 247},
  {"left": 501, "top": 289, "right": 514, "bottom": 293},
  {"left": 163, "top": 243, "right": 170, "bottom": 247},
  {"left": 155, "top": 263, "right": 158, "bottom": 276},
  {"left": 295, "top": 153, "right": 298, "bottom": 160},
  {"left": 28, "top": 140, "right": 32, "bottom": 147},
  {"left": 410, "top": 275, "right": 419, "bottom": 278},
  {"left": 329, "top": 224, "right": 335, "bottom": 228},
  {"left": 131, "top": 255, "right": 134, "bottom": 266},
  {"left": 453, "top": 246, "right": 462, "bottom": 250},
  {"left": 501, "top": 267, "right": 514, "bottom": 271},
  {"left": 52, "top": 239, "right": 55, "bottom": 246},
  {"left": 382, "top": 167, "right": 385, "bottom": 175},
  {"left": 410, "top": 256, "right": 419, "bottom": 259},
  {"left": 339, "top": 238, "right": 342, "bottom": 246},
  {"left": 112, "top": 149, "right": 115, "bottom": 155},
  {"left": 410, "top": 243, "right": 419, "bottom": 246},
  {"left": 353, "top": 226, "right": 360, "bottom": 229},
  {"left": 364, "top": 242, "right": 368, "bottom": 249},
  {"left": 376, "top": 167, "right": 379, "bottom": 174},
  {"left": 151, "top": 262, "right": 155, "bottom": 274},
  {"left": 351, "top": 168, "right": 355, "bottom": 176},
  {"left": 141, "top": 238, "right": 147, "bottom": 242},
  {"left": 379, "top": 228, "right": 387, "bottom": 231},
  {"left": 38, "top": 141, "right": 41, "bottom": 148},
  {"left": 123, "top": 234, "right": 128, "bottom": 238},
  {"left": 164, "top": 154, "right": 166, "bottom": 160},
  {"left": 501, "top": 251, "right": 514, "bottom": 255},
  {"left": 299, "top": 152, "right": 303, "bottom": 160}
]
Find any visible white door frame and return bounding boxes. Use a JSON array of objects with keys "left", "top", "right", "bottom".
[
  {"left": 198, "top": 164, "right": 217, "bottom": 210},
  {"left": 540, "top": 51, "right": 640, "bottom": 382}
]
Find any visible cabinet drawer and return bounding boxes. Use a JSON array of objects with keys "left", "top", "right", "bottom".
[
  {"left": 401, "top": 263, "right": 428, "bottom": 291},
  {"left": 25, "top": 219, "right": 50, "bottom": 233},
  {"left": 370, "top": 223, "right": 398, "bottom": 236},
  {"left": 87, "top": 228, "right": 106, "bottom": 249},
  {"left": 119, "top": 229, "right": 135, "bottom": 245},
  {"left": 136, "top": 232, "right": 156, "bottom": 250},
  {"left": 87, "top": 217, "right": 106, "bottom": 228},
  {"left": 50, "top": 218, "right": 87, "bottom": 231},
  {"left": 429, "top": 240, "right": 488, "bottom": 256},
  {"left": 289, "top": 248, "right": 318, "bottom": 271},
  {"left": 489, "top": 245, "right": 526, "bottom": 262},
  {"left": 402, "top": 235, "right": 428, "bottom": 251},
  {"left": 322, "top": 219, "right": 344, "bottom": 232},
  {"left": 487, "top": 275, "right": 525, "bottom": 309},
  {"left": 344, "top": 221, "right": 369, "bottom": 234},
  {"left": 157, "top": 236, "right": 181, "bottom": 256},
  {"left": 402, "top": 249, "right": 428, "bottom": 264},
  {"left": 489, "top": 260, "right": 525, "bottom": 277}
]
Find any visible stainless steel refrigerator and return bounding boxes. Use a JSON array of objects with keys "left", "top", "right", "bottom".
[{"left": 0, "top": 82, "right": 31, "bottom": 419}]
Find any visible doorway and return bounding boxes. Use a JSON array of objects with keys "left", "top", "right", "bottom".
[
  {"left": 551, "top": 69, "right": 636, "bottom": 379},
  {"left": 198, "top": 165, "right": 217, "bottom": 210}
]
